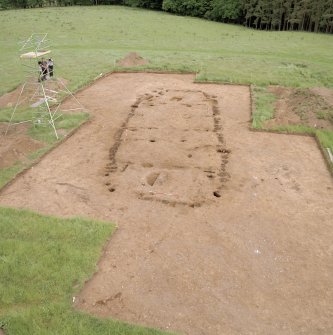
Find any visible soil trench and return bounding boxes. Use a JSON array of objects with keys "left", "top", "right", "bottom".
[{"left": 0, "top": 73, "right": 332, "bottom": 335}]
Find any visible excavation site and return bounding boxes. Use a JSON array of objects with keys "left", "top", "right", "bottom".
[{"left": 0, "top": 73, "right": 332, "bottom": 335}]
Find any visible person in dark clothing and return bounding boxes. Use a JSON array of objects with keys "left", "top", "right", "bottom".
[
  {"left": 48, "top": 58, "right": 54, "bottom": 78},
  {"left": 38, "top": 60, "right": 47, "bottom": 81},
  {"left": 38, "top": 61, "right": 43, "bottom": 82},
  {"left": 41, "top": 58, "right": 48, "bottom": 81}
]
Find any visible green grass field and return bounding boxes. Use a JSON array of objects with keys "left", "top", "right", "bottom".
[
  {"left": 0, "top": 6, "right": 332, "bottom": 95},
  {"left": 0, "top": 6, "right": 332, "bottom": 334}
]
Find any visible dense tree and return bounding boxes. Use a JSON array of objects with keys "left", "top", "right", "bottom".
[
  {"left": 322, "top": 0, "right": 333, "bottom": 32},
  {"left": 241, "top": 0, "right": 333, "bottom": 32},
  {"left": 124, "top": 0, "right": 162, "bottom": 9},
  {"left": 206, "top": 0, "right": 243, "bottom": 23},
  {"left": 1, "top": 0, "right": 332, "bottom": 33},
  {"left": 163, "top": 0, "right": 212, "bottom": 17}
]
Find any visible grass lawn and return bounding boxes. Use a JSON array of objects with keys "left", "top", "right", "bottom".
[
  {"left": 0, "top": 6, "right": 332, "bottom": 95},
  {"left": 0, "top": 207, "right": 171, "bottom": 335}
]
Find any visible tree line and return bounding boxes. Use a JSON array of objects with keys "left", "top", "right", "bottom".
[{"left": 1, "top": 0, "right": 332, "bottom": 33}]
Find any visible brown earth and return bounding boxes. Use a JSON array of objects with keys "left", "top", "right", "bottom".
[
  {"left": 311, "top": 87, "right": 333, "bottom": 106},
  {"left": 265, "top": 86, "right": 333, "bottom": 130},
  {"left": 0, "top": 77, "right": 69, "bottom": 109},
  {"left": 116, "top": 52, "right": 149, "bottom": 67},
  {"left": 0, "top": 73, "right": 332, "bottom": 335},
  {"left": 0, "top": 84, "right": 26, "bottom": 109},
  {"left": 0, "top": 123, "right": 44, "bottom": 169}
]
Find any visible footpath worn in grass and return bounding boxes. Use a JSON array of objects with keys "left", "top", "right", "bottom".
[
  {"left": 0, "top": 207, "right": 172, "bottom": 335},
  {"left": 0, "top": 6, "right": 332, "bottom": 95}
]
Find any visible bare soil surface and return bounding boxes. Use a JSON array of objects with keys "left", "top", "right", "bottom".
[
  {"left": 266, "top": 86, "right": 333, "bottom": 130},
  {"left": 116, "top": 52, "right": 149, "bottom": 67},
  {"left": 0, "top": 73, "right": 332, "bottom": 335},
  {"left": 0, "top": 84, "right": 25, "bottom": 109},
  {"left": 0, "top": 77, "right": 69, "bottom": 109},
  {"left": 0, "top": 123, "right": 44, "bottom": 169},
  {"left": 311, "top": 87, "right": 333, "bottom": 106}
]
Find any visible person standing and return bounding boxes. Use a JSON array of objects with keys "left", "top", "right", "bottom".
[
  {"left": 41, "top": 58, "right": 48, "bottom": 81},
  {"left": 48, "top": 58, "right": 54, "bottom": 78},
  {"left": 38, "top": 61, "right": 43, "bottom": 82}
]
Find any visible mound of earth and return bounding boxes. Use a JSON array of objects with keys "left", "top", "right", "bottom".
[
  {"left": 265, "top": 86, "right": 333, "bottom": 130},
  {"left": 116, "top": 52, "right": 149, "bottom": 67},
  {"left": 0, "top": 77, "right": 69, "bottom": 109},
  {"left": 0, "top": 123, "right": 44, "bottom": 169}
]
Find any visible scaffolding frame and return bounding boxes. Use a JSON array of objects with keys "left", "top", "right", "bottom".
[{"left": 4, "top": 33, "right": 85, "bottom": 140}]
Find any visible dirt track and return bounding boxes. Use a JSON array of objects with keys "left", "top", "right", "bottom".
[{"left": 0, "top": 73, "right": 332, "bottom": 335}]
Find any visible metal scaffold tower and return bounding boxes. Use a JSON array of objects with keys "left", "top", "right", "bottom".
[{"left": 4, "top": 33, "right": 85, "bottom": 139}]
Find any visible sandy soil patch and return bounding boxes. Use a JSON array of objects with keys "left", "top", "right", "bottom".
[
  {"left": 265, "top": 86, "right": 333, "bottom": 130},
  {"left": 0, "top": 73, "right": 332, "bottom": 335},
  {"left": 0, "top": 78, "right": 69, "bottom": 109},
  {"left": 311, "top": 87, "right": 333, "bottom": 106},
  {"left": 116, "top": 52, "right": 149, "bottom": 67},
  {"left": 0, "top": 123, "right": 44, "bottom": 169},
  {"left": 0, "top": 84, "right": 26, "bottom": 109}
]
